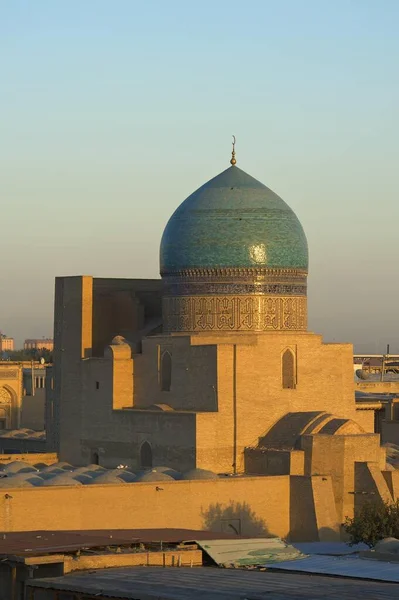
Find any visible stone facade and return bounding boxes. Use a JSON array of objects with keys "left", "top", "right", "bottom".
[
  {"left": 0, "top": 336, "right": 14, "bottom": 352},
  {"left": 0, "top": 362, "right": 47, "bottom": 432},
  {"left": 0, "top": 364, "right": 22, "bottom": 430},
  {"left": 24, "top": 339, "right": 54, "bottom": 351},
  {"left": 47, "top": 162, "right": 398, "bottom": 541},
  {"left": 47, "top": 273, "right": 398, "bottom": 539}
]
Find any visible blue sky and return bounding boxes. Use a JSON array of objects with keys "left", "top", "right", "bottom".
[{"left": 1, "top": 0, "right": 398, "bottom": 350}]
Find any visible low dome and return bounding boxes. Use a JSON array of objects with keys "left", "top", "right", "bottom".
[
  {"left": 84, "top": 464, "right": 106, "bottom": 471},
  {"left": 72, "top": 466, "right": 105, "bottom": 477},
  {"left": 44, "top": 469, "right": 94, "bottom": 485},
  {"left": 45, "top": 462, "right": 72, "bottom": 471},
  {"left": 3, "top": 461, "right": 37, "bottom": 475},
  {"left": 91, "top": 472, "right": 128, "bottom": 485},
  {"left": 39, "top": 467, "right": 67, "bottom": 476},
  {"left": 111, "top": 335, "right": 128, "bottom": 346},
  {"left": 151, "top": 466, "right": 182, "bottom": 480},
  {"left": 181, "top": 468, "right": 218, "bottom": 481},
  {"left": 73, "top": 474, "right": 94, "bottom": 484},
  {"left": 37, "top": 472, "right": 60, "bottom": 481},
  {"left": 114, "top": 469, "right": 136, "bottom": 483},
  {"left": 43, "top": 475, "right": 83, "bottom": 487},
  {"left": 160, "top": 166, "right": 308, "bottom": 273},
  {"left": 0, "top": 473, "right": 42, "bottom": 488},
  {"left": 134, "top": 471, "right": 174, "bottom": 483}
]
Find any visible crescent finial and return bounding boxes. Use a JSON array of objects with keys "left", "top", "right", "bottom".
[{"left": 230, "top": 135, "right": 237, "bottom": 166}]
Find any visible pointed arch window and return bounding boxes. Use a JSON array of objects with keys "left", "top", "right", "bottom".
[
  {"left": 160, "top": 351, "right": 172, "bottom": 392},
  {"left": 140, "top": 441, "right": 153, "bottom": 468},
  {"left": 282, "top": 349, "right": 296, "bottom": 389}
]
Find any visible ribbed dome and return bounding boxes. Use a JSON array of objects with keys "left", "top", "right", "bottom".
[{"left": 160, "top": 166, "right": 308, "bottom": 273}]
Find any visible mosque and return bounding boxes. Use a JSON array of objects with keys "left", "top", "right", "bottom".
[{"left": 46, "top": 143, "right": 398, "bottom": 540}]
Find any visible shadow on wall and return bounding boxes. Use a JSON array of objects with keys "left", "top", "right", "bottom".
[
  {"left": 317, "top": 526, "right": 341, "bottom": 542},
  {"left": 201, "top": 501, "right": 273, "bottom": 537}
]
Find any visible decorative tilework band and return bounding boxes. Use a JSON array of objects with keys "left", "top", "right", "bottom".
[
  {"left": 163, "top": 295, "right": 307, "bottom": 332},
  {"left": 162, "top": 267, "right": 307, "bottom": 281},
  {"left": 164, "top": 282, "right": 307, "bottom": 296},
  {"left": 162, "top": 267, "right": 308, "bottom": 332},
  {"left": 163, "top": 268, "right": 307, "bottom": 296}
]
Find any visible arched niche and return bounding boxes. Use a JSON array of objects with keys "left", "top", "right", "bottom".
[
  {"left": 140, "top": 441, "right": 153, "bottom": 468},
  {"left": 160, "top": 351, "right": 172, "bottom": 392},
  {"left": 282, "top": 349, "right": 296, "bottom": 389},
  {"left": 0, "top": 386, "right": 14, "bottom": 429}
]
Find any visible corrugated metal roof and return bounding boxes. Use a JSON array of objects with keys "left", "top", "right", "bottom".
[
  {"left": 292, "top": 542, "right": 368, "bottom": 555},
  {"left": 264, "top": 554, "right": 399, "bottom": 583},
  {"left": 196, "top": 537, "right": 304, "bottom": 567},
  {"left": 0, "top": 529, "right": 244, "bottom": 557},
  {"left": 27, "top": 565, "right": 399, "bottom": 599}
]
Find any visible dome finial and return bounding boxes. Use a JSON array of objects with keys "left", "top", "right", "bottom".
[{"left": 230, "top": 135, "right": 237, "bottom": 166}]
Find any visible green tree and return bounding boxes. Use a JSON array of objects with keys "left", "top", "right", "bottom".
[
  {"left": 3, "top": 349, "right": 53, "bottom": 363},
  {"left": 344, "top": 500, "right": 399, "bottom": 547}
]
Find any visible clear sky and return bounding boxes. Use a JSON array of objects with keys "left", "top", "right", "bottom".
[{"left": 1, "top": 0, "right": 398, "bottom": 351}]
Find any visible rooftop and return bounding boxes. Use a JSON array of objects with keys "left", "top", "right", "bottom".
[
  {"left": 28, "top": 565, "right": 399, "bottom": 600},
  {"left": 0, "top": 529, "right": 243, "bottom": 557}
]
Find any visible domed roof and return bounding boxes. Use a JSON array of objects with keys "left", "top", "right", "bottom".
[
  {"left": 2, "top": 461, "right": 37, "bottom": 475},
  {"left": 43, "top": 474, "right": 83, "bottom": 487},
  {"left": 46, "top": 462, "right": 73, "bottom": 471},
  {"left": 181, "top": 468, "right": 218, "bottom": 480},
  {"left": 134, "top": 470, "right": 175, "bottom": 483},
  {"left": 160, "top": 166, "right": 308, "bottom": 273},
  {"left": 150, "top": 466, "right": 182, "bottom": 480},
  {"left": 0, "top": 473, "right": 43, "bottom": 487},
  {"left": 91, "top": 472, "right": 128, "bottom": 485}
]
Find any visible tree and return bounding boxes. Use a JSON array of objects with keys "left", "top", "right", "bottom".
[
  {"left": 3, "top": 349, "right": 53, "bottom": 363},
  {"left": 344, "top": 500, "right": 399, "bottom": 547}
]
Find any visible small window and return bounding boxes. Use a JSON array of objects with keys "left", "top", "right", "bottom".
[
  {"left": 95, "top": 381, "right": 100, "bottom": 390},
  {"left": 140, "top": 441, "right": 153, "bottom": 468},
  {"left": 160, "top": 351, "right": 172, "bottom": 392},
  {"left": 282, "top": 349, "right": 296, "bottom": 389}
]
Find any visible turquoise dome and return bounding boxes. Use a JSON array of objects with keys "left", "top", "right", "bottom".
[{"left": 160, "top": 166, "right": 308, "bottom": 273}]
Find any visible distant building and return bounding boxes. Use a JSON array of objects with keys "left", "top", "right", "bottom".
[
  {"left": 0, "top": 361, "right": 49, "bottom": 431},
  {"left": 24, "top": 338, "right": 54, "bottom": 352},
  {"left": 0, "top": 335, "right": 14, "bottom": 352}
]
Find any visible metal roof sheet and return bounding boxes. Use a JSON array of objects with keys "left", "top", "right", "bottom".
[
  {"left": 27, "top": 565, "right": 399, "bottom": 599},
  {"left": 196, "top": 537, "right": 304, "bottom": 567},
  {"left": 292, "top": 541, "right": 368, "bottom": 555},
  {"left": 0, "top": 529, "right": 244, "bottom": 557},
  {"left": 264, "top": 554, "right": 399, "bottom": 583}
]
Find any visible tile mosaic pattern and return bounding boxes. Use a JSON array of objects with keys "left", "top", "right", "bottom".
[
  {"left": 163, "top": 267, "right": 307, "bottom": 297},
  {"left": 163, "top": 295, "right": 307, "bottom": 332},
  {"left": 160, "top": 166, "right": 308, "bottom": 332},
  {"left": 160, "top": 166, "right": 308, "bottom": 272}
]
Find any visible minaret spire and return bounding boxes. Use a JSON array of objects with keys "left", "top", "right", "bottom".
[{"left": 230, "top": 135, "right": 237, "bottom": 165}]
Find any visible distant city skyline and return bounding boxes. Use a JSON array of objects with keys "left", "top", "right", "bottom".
[{"left": 1, "top": 1, "right": 398, "bottom": 352}]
